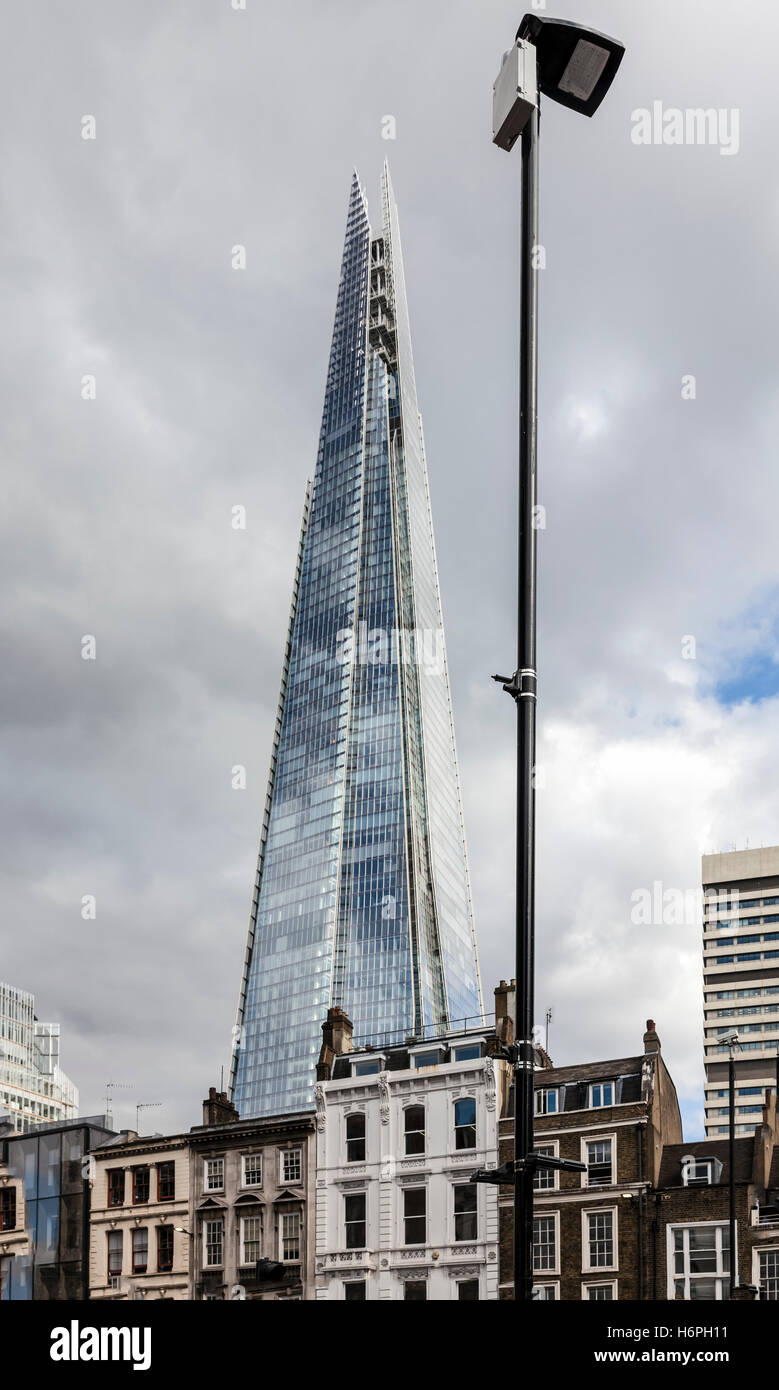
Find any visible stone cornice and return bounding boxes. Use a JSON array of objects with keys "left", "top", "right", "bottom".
[{"left": 188, "top": 1118, "right": 315, "bottom": 1149}]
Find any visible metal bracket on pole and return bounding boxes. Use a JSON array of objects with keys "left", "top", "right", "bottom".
[{"left": 492, "top": 670, "right": 537, "bottom": 703}]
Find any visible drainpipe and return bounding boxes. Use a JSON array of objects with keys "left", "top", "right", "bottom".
[
  {"left": 636, "top": 1122, "right": 645, "bottom": 1301},
  {"left": 651, "top": 1193, "right": 661, "bottom": 1301}
]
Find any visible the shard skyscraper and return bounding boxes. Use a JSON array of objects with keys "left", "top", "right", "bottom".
[{"left": 231, "top": 166, "right": 482, "bottom": 1118}]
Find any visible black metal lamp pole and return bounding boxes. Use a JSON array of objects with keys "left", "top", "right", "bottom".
[
  {"left": 514, "top": 101, "right": 541, "bottom": 1305},
  {"left": 489, "top": 15, "right": 625, "bottom": 1303},
  {"left": 729, "top": 1047, "right": 736, "bottom": 1297}
]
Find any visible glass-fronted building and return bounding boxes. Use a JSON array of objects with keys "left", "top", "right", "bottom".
[
  {"left": 0, "top": 981, "right": 78, "bottom": 1133},
  {"left": 0, "top": 1115, "right": 115, "bottom": 1300},
  {"left": 231, "top": 166, "right": 483, "bottom": 1118}
]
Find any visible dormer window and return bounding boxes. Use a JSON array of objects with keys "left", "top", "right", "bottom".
[
  {"left": 589, "top": 1082, "right": 614, "bottom": 1109},
  {"left": 535, "top": 1088, "right": 558, "bottom": 1116},
  {"left": 681, "top": 1155, "right": 723, "bottom": 1187},
  {"left": 452, "top": 1042, "right": 483, "bottom": 1062},
  {"left": 410, "top": 1045, "right": 445, "bottom": 1070},
  {"left": 352, "top": 1058, "right": 382, "bottom": 1077}
]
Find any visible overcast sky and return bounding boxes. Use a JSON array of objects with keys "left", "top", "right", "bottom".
[{"left": 3, "top": 0, "right": 778, "bottom": 1140}]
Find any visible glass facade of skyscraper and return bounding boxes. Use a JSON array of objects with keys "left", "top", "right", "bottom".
[
  {"left": 0, "top": 982, "right": 78, "bottom": 1134},
  {"left": 231, "top": 167, "right": 482, "bottom": 1118}
]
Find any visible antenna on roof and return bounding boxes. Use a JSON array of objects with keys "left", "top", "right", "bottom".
[
  {"left": 104, "top": 1080, "right": 134, "bottom": 1128},
  {"left": 545, "top": 1008, "right": 553, "bottom": 1054},
  {"left": 136, "top": 1102, "right": 163, "bottom": 1133}
]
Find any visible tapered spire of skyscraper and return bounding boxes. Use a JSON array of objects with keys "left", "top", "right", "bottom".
[{"left": 231, "top": 168, "right": 482, "bottom": 1118}]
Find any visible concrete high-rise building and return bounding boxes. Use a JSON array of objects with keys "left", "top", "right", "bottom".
[
  {"left": 703, "top": 848, "right": 779, "bottom": 1137},
  {"left": 0, "top": 982, "right": 78, "bottom": 1134},
  {"left": 231, "top": 167, "right": 483, "bottom": 1119}
]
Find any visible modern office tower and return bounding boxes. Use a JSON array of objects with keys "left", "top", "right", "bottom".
[
  {"left": 231, "top": 166, "right": 483, "bottom": 1119},
  {"left": 0, "top": 982, "right": 78, "bottom": 1134},
  {"left": 702, "top": 848, "right": 779, "bottom": 1137}
]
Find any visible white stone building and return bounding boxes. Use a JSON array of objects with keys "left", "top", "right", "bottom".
[{"left": 314, "top": 1010, "right": 504, "bottom": 1300}]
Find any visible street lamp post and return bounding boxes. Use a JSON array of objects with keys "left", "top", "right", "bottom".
[
  {"left": 491, "top": 15, "right": 625, "bottom": 1303},
  {"left": 718, "top": 1029, "right": 740, "bottom": 1297}
]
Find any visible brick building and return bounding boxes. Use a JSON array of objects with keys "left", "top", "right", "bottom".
[
  {"left": 499, "top": 1018, "right": 779, "bottom": 1300},
  {"left": 499, "top": 1019, "right": 682, "bottom": 1300},
  {"left": 653, "top": 1092, "right": 779, "bottom": 1300}
]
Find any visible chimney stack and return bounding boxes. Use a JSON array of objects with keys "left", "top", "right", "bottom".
[
  {"left": 202, "top": 1087, "right": 239, "bottom": 1127},
  {"left": 643, "top": 1018, "right": 661, "bottom": 1053},
  {"left": 317, "top": 1007, "right": 354, "bottom": 1080},
  {"left": 494, "top": 979, "right": 516, "bottom": 1047}
]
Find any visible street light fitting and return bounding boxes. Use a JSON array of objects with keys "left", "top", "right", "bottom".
[
  {"left": 471, "top": 1162, "right": 516, "bottom": 1186},
  {"left": 516, "top": 14, "right": 625, "bottom": 119}
]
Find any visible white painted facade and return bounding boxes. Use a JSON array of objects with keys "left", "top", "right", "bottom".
[{"left": 315, "top": 1040, "right": 501, "bottom": 1300}]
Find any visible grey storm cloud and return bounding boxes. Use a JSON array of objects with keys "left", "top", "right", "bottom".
[{"left": 2, "top": 0, "right": 779, "bottom": 1139}]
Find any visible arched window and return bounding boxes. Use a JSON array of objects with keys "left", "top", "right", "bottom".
[
  {"left": 404, "top": 1105, "right": 425, "bottom": 1156},
  {"left": 346, "top": 1112, "right": 366, "bottom": 1163},
  {"left": 454, "top": 1098, "right": 476, "bottom": 1150}
]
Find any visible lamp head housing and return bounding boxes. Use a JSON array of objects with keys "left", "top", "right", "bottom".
[{"left": 516, "top": 13, "right": 625, "bottom": 118}]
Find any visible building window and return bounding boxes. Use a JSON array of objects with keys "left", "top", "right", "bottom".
[
  {"left": 242, "top": 1153, "right": 263, "bottom": 1188},
  {"left": 204, "top": 1218, "right": 223, "bottom": 1268},
  {"left": 589, "top": 1083, "right": 614, "bottom": 1108},
  {"left": 157, "top": 1161, "right": 175, "bottom": 1202},
  {"left": 411, "top": 1050, "right": 440, "bottom": 1070},
  {"left": 281, "top": 1211, "right": 301, "bottom": 1262},
  {"left": 345, "top": 1193, "right": 366, "bottom": 1250},
  {"left": 533, "top": 1143, "right": 558, "bottom": 1191},
  {"left": 758, "top": 1250, "right": 779, "bottom": 1300},
  {"left": 681, "top": 1157, "right": 720, "bottom": 1187},
  {"left": 157, "top": 1225, "right": 173, "bottom": 1273},
  {"left": 533, "top": 1215, "right": 558, "bottom": 1272},
  {"left": 132, "top": 1227, "right": 148, "bottom": 1274},
  {"left": 108, "top": 1169, "right": 125, "bottom": 1208},
  {"left": 535, "top": 1088, "right": 558, "bottom": 1115},
  {"left": 107, "top": 1230, "right": 122, "bottom": 1278},
  {"left": 671, "top": 1224, "right": 729, "bottom": 1299},
  {"left": 281, "top": 1148, "right": 302, "bottom": 1185},
  {"left": 205, "top": 1158, "right": 224, "bottom": 1192},
  {"left": 240, "top": 1215, "right": 262, "bottom": 1266},
  {"left": 132, "top": 1167, "right": 150, "bottom": 1205},
  {"left": 585, "top": 1210, "right": 616, "bottom": 1270},
  {"left": 404, "top": 1280, "right": 427, "bottom": 1300},
  {"left": 404, "top": 1105, "right": 425, "bottom": 1156},
  {"left": 585, "top": 1282, "right": 616, "bottom": 1300},
  {"left": 533, "top": 1284, "right": 557, "bottom": 1300},
  {"left": 453, "top": 1043, "right": 482, "bottom": 1062},
  {"left": 403, "top": 1187, "right": 426, "bottom": 1245},
  {"left": 0, "top": 1188, "right": 16, "bottom": 1232},
  {"left": 353, "top": 1059, "right": 381, "bottom": 1077},
  {"left": 584, "top": 1138, "right": 614, "bottom": 1188},
  {"left": 458, "top": 1279, "right": 479, "bottom": 1300},
  {"left": 346, "top": 1114, "right": 366, "bottom": 1163},
  {"left": 454, "top": 1097, "right": 477, "bottom": 1150},
  {"left": 453, "top": 1183, "right": 478, "bottom": 1242},
  {"left": 344, "top": 1281, "right": 366, "bottom": 1301}
]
